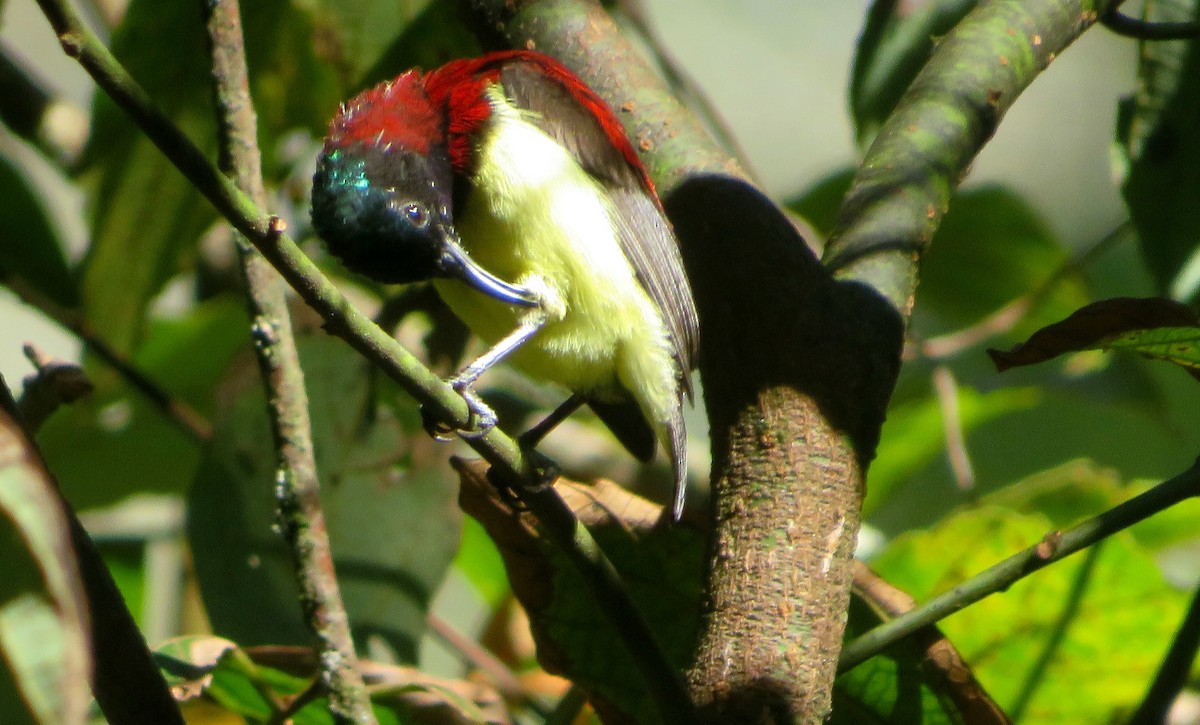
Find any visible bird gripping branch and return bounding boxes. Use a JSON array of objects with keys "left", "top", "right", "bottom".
[{"left": 311, "top": 51, "right": 699, "bottom": 520}]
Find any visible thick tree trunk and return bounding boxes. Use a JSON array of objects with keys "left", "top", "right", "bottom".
[
  {"left": 464, "top": 2, "right": 903, "bottom": 720},
  {"left": 670, "top": 177, "right": 899, "bottom": 722}
]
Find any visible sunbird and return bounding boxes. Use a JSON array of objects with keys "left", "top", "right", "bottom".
[{"left": 311, "top": 51, "right": 698, "bottom": 520}]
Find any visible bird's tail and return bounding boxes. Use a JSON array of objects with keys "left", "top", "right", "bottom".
[{"left": 667, "top": 409, "right": 688, "bottom": 523}]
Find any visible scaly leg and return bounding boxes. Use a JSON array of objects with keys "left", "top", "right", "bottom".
[
  {"left": 519, "top": 394, "right": 585, "bottom": 449},
  {"left": 424, "top": 308, "right": 548, "bottom": 439}
]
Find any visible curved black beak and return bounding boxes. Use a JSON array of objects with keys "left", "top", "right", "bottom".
[{"left": 439, "top": 229, "right": 539, "bottom": 308}]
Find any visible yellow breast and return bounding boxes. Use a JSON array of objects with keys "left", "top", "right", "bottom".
[{"left": 432, "top": 84, "right": 678, "bottom": 428}]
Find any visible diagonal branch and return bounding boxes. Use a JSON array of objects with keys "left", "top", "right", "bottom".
[
  {"left": 31, "top": 0, "right": 690, "bottom": 719},
  {"left": 7, "top": 281, "right": 212, "bottom": 441},
  {"left": 839, "top": 458, "right": 1200, "bottom": 672},
  {"left": 824, "top": 0, "right": 1123, "bottom": 316},
  {"left": 201, "top": 1, "right": 373, "bottom": 722},
  {"left": 1128, "top": 580, "right": 1200, "bottom": 724}
]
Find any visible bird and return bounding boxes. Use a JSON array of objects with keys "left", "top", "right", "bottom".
[{"left": 310, "top": 50, "right": 699, "bottom": 521}]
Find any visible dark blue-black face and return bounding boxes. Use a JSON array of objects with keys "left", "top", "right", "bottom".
[{"left": 311, "top": 143, "right": 455, "bottom": 284}]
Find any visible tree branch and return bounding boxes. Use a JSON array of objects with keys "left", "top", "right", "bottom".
[
  {"left": 825, "top": 0, "right": 1122, "bottom": 314},
  {"left": 462, "top": 1, "right": 901, "bottom": 720},
  {"left": 839, "top": 458, "right": 1200, "bottom": 672},
  {"left": 31, "top": 0, "right": 690, "bottom": 719},
  {"left": 1128, "top": 580, "right": 1200, "bottom": 724},
  {"left": 1101, "top": 8, "right": 1200, "bottom": 40},
  {"left": 7, "top": 281, "right": 212, "bottom": 441},
  {"left": 201, "top": 2, "right": 374, "bottom": 722}
]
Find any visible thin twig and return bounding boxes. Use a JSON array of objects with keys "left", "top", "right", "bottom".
[
  {"left": 8, "top": 280, "right": 212, "bottom": 441},
  {"left": 913, "top": 221, "right": 1132, "bottom": 361},
  {"left": 201, "top": 2, "right": 374, "bottom": 722},
  {"left": 1128, "top": 582, "right": 1200, "bottom": 724},
  {"left": 425, "top": 613, "right": 523, "bottom": 700},
  {"left": 839, "top": 458, "right": 1200, "bottom": 672},
  {"left": 31, "top": 0, "right": 691, "bottom": 717},
  {"left": 1101, "top": 9, "right": 1200, "bottom": 40},
  {"left": 931, "top": 365, "right": 974, "bottom": 493}
]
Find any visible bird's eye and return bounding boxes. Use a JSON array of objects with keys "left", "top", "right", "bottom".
[{"left": 400, "top": 202, "right": 429, "bottom": 229}]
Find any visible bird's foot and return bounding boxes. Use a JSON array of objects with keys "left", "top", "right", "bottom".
[
  {"left": 486, "top": 446, "right": 561, "bottom": 511},
  {"left": 419, "top": 407, "right": 456, "bottom": 442},
  {"left": 522, "top": 448, "right": 561, "bottom": 493},
  {"left": 420, "top": 380, "right": 498, "bottom": 441},
  {"left": 451, "top": 380, "right": 498, "bottom": 439}
]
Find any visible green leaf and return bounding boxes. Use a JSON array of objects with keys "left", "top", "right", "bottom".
[
  {"left": 187, "top": 335, "right": 460, "bottom": 662},
  {"left": 0, "top": 406, "right": 89, "bottom": 725},
  {"left": 865, "top": 384, "right": 1041, "bottom": 517},
  {"left": 38, "top": 297, "right": 247, "bottom": 509},
  {"left": 850, "top": 0, "right": 980, "bottom": 150},
  {"left": 1106, "top": 326, "right": 1200, "bottom": 376},
  {"left": 463, "top": 473, "right": 704, "bottom": 724},
  {"left": 158, "top": 640, "right": 295, "bottom": 721},
  {"left": 983, "top": 459, "right": 1121, "bottom": 526},
  {"left": 357, "top": 1, "right": 482, "bottom": 88},
  {"left": 0, "top": 142, "right": 77, "bottom": 308},
  {"left": 914, "top": 186, "right": 1089, "bottom": 338},
  {"left": 133, "top": 297, "right": 255, "bottom": 411},
  {"left": 303, "top": 1, "right": 440, "bottom": 87},
  {"left": 1117, "top": 0, "right": 1200, "bottom": 299},
  {"left": 873, "top": 503, "right": 1188, "bottom": 724},
  {"left": 77, "top": 0, "right": 220, "bottom": 355},
  {"left": 453, "top": 517, "right": 508, "bottom": 608},
  {"left": 538, "top": 523, "right": 703, "bottom": 722},
  {"left": 834, "top": 596, "right": 970, "bottom": 725}
]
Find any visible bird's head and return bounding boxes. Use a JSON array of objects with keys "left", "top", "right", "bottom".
[
  {"left": 312, "top": 69, "right": 533, "bottom": 306},
  {"left": 311, "top": 71, "right": 456, "bottom": 285}
]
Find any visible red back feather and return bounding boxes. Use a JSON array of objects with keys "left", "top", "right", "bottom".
[{"left": 424, "top": 51, "right": 655, "bottom": 195}]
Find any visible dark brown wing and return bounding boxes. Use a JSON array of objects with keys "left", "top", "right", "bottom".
[
  {"left": 499, "top": 62, "right": 699, "bottom": 388},
  {"left": 589, "top": 399, "right": 656, "bottom": 462}
]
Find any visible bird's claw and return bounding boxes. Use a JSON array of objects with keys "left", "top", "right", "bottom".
[
  {"left": 486, "top": 444, "right": 560, "bottom": 511},
  {"left": 420, "top": 407, "right": 458, "bottom": 441},
  {"left": 455, "top": 387, "right": 497, "bottom": 438},
  {"left": 419, "top": 381, "right": 498, "bottom": 441}
]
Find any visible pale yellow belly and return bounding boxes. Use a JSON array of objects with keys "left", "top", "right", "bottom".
[
  {"left": 432, "top": 255, "right": 670, "bottom": 406},
  {"left": 433, "top": 84, "right": 680, "bottom": 432}
]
